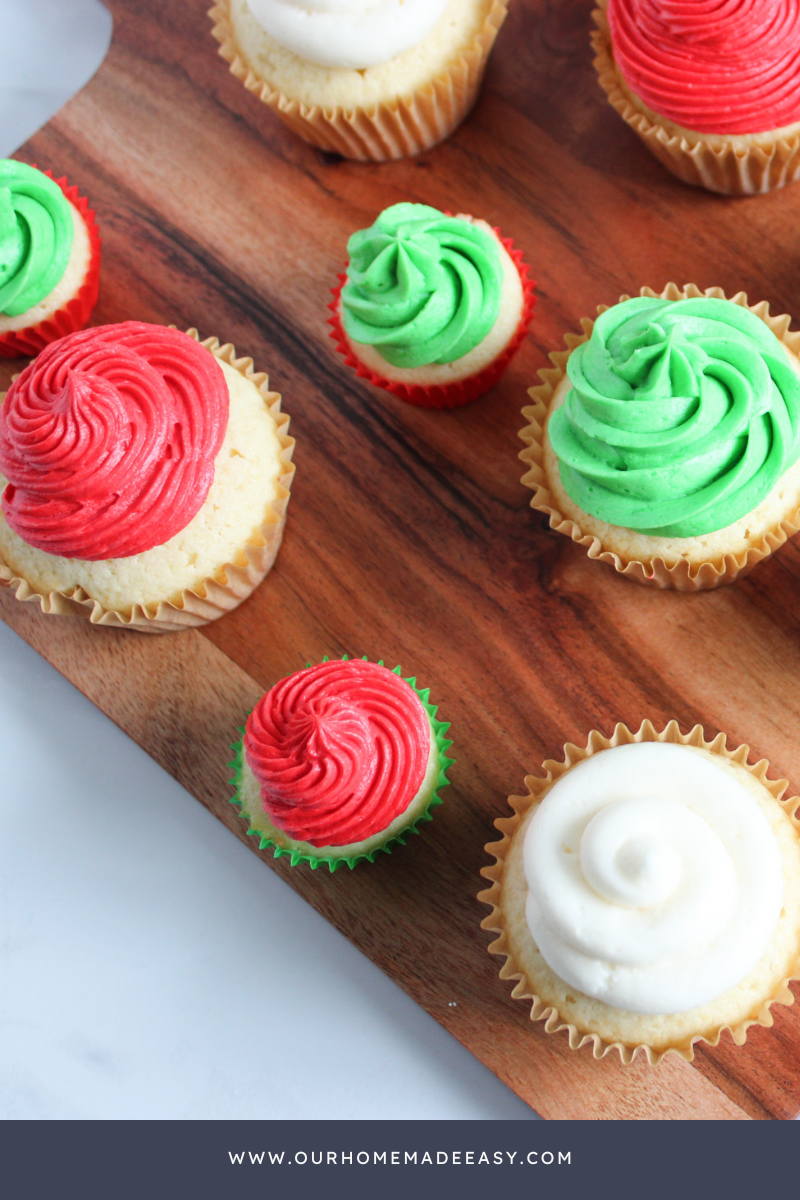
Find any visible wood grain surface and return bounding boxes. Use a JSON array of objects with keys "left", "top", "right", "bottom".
[{"left": 3, "top": 0, "right": 800, "bottom": 1120}]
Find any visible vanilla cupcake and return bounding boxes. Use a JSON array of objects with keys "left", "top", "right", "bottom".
[
  {"left": 0, "top": 322, "right": 294, "bottom": 631},
  {"left": 480, "top": 721, "right": 800, "bottom": 1063},
  {"left": 0, "top": 160, "right": 100, "bottom": 358},
  {"left": 230, "top": 657, "right": 453, "bottom": 870},
  {"left": 520, "top": 284, "right": 800, "bottom": 590},
  {"left": 210, "top": 0, "right": 509, "bottom": 161},
  {"left": 593, "top": 0, "right": 800, "bottom": 194},
  {"left": 330, "top": 202, "right": 534, "bottom": 408}
]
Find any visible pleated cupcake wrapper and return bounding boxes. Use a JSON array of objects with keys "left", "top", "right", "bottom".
[
  {"left": 479, "top": 719, "right": 800, "bottom": 1066},
  {"left": 0, "top": 169, "right": 101, "bottom": 359},
  {"left": 328, "top": 232, "right": 535, "bottom": 409},
  {"left": 591, "top": 3, "right": 800, "bottom": 196},
  {"left": 0, "top": 332, "right": 295, "bottom": 632},
  {"left": 229, "top": 658, "right": 454, "bottom": 872},
  {"left": 209, "top": 0, "right": 508, "bottom": 162},
  {"left": 519, "top": 282, "right": 800, "bottom": 591}
]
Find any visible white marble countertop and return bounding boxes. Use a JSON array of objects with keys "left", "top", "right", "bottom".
[{"left": 0, "top": 0, "right": 535, "bottom": 1121}]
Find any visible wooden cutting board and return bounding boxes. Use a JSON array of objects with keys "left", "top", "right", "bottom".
[{"left": 3, "top": 0, "right": 800, "bottom": 1120}]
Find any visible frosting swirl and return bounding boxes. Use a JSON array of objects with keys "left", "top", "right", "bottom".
[
  {"left": 341, "top": 203, "right": 503, "bottom": 369},
  {"left": 548, "top": 296, "right": 800, "bottom": 537},
  {"left": 0, "top": 322, "right": 229, "bottom": 560},
  {"left": 607, "top": 0, "right": 800, "bottom": 135},
  {"left": 523, "top": 742, "right": 783, "bottom": 1014},
  {"left": 0, "top": 160, "right": 74, "bottom": 317},
  {"left": 244, "top": 659, "right": 431, "bottom": 847},
  {"left": 244, "top": 0, "right": 448, "bottom": 70}
]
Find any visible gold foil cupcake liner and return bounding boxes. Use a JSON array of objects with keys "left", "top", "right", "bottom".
[
  {"left": 0, "top": 332, "right": 295, "bottom": 633},
  {"left": 479, "top": 719, "right": 800, "bottom": 1066},
  {"left": 209, "top": 0, "right": 508, "bottom": 162},
  {"left": 591, "top": 3, "right": 800, "bottom": 195},
  {"left": 519, "top": 282, "right": 800, "bottom": 591}
]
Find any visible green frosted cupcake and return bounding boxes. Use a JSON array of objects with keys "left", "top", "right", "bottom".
[
  {"left": 0, "top": 159, "right": 101, "bottom": 359},
  {"left": 329, "top": 201, "right": 535, "bottom": 409},
  {"left": 230, "top": 656, "right": 453, "bottom": 871},
  {"left": 520, "top": 283, "right": 800, "bottom": 590}
]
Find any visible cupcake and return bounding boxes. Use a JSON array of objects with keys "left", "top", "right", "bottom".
[
  {"left": 209, "top": 0, "right": 508, "bottom": 161},
  {"left": 329, "top": 202, "right": 535, "bottom": 409},
  {"left": 520, "top": 283, "right": 800, "bottom": 590},
  {"left": 479, "top": 720, "right": 800, "bottom": 1064},
  {"left": 592, "top": 0, "right": 800, "bottom": 195},
  {"left": 0, "top": 322, "right": 294, "bottom": 631},
  {"left": 230, "top": 656, "right": 453, "bottom": 870},
  {"left": 0, "top": 160, "right": 101, "bottom": 358}
]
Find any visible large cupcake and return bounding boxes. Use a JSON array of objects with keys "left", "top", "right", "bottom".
[
  {"left": 329, "top": 202, "right": 534, "bottom": 408},
  {"left": 592, "top": 0, "right": 800, "bottom": 194},
  {"left": 520, "top": 283, "right": 800, "bottom": 590},
  {"left": 230, "top": 657, "right": 453, "bottom": 870},
  {"left": 0, "top": 322, "right": 294, "bottom": 631},
  {"left": 210, "top": 0, "right": 508, "bottom": 161},
  {"left": 480, "top": 720, "right": 800, "bottom": 1064},
  {"left": 0, "top": 160, "right": 100, "bottom": 358}
]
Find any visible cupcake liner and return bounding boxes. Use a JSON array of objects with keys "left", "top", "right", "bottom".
[
  {"left": 591, "top": 3, "right": 800, "bottom": 195},
  {"left": 519, "top": 282, "right": 800, "bottom": 591},
  {"left": 0, "top": 168, "right": 101, "bottom": 359},
  {"left": 479, "top": 719, "right": 800, "bottom": 1065},
  {"left": 0, "top": 332, "right": 295, "bottom": 632},
  {"left": 328, "top": 230, "right": 535, "bottom": 409},
  {"left": 209, "top": 0, "right": 508, "bottom": 162},
  {"left": 229, "top": 657, "right": 454, "bottom": 871}
]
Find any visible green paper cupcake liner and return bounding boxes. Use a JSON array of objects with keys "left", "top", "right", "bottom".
[{"left": 228, "top": 656, "right": 454, "bottom": 872}]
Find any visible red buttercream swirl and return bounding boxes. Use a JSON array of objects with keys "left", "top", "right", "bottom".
[
  {"left": 0, "top": 322, "right": 229, "bottom": 560},
  {"left": 608, "top": 0, "right": 800, "bottom": 135},
  {"left": 244, "top": 660, "right": 431, "bottom": 848}
]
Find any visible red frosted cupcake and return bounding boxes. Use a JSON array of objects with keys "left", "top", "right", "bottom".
[
  {"left": 230, "top": 656, "right": 453, "bottom": 870},
  {"left": 329, "top": 202, "right": 534, "bottom": 409},
  {"left": 0, "top": 322, "right": 295, "bottom": 631},
  {"left": 593, "top": 0, "right": 800, "bottom": 194},
  {"left": 0, "top": 160, "right": 100, "bottom": 357}
]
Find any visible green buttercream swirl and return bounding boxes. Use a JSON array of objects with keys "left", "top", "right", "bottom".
[
  {"left": 0, "top": 160, "right": 74, "bottom": 317},
  {"left": 341, "top": 202, "right": 502, "bottom": 369},
  {"left": 548, "top": 296, "right": 800, "bottom": 537}
]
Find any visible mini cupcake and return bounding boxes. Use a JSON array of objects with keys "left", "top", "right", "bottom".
[
  {"left": 0, "top": 160, "right": 101, "bottom": 358},
  {"left": 592, "top": 0, "right": 800, "bottom": 194},
  {"left": 329, "top": 202, "right": 534, "bottom": 409},
  {"left": 230, "top": 656, "right": 453, "bottom": 870},
  {"left": 209, "top": 0, "right": 508, "bottom": 161},
  {"left": 480, "top": 720, "right": 800, "bottom": 1064},
  {"left": 520, "top": 283, "right": 800, "bottom": 590},
  {"left": 0, "top": 322, "right": 294, "bottom": 631}
]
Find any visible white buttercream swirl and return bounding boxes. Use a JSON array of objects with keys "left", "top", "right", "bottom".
[
  {"left": 244, "top": 0, "right": 450, "bottom": 69},
  {"left": 523, "top": 742, "right": 783, "bottom": 1014}
]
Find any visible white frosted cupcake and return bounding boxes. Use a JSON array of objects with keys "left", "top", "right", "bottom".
[
  {"left": 210, "top": 0, "right": 509, "bottom": 160},
  {"left": 0, "top": 322, "right": 294, "bottom": 631},
  {"left": 480, "top": 721, "right": 800, "bottom": 1064}
]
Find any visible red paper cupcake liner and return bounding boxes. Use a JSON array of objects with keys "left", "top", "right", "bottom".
[
  {"left": 328, "top": 231, "right": 536, "bottom": 410},
  {"left": 0, "top": 168, "right": 101, "bottom": 359}
]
